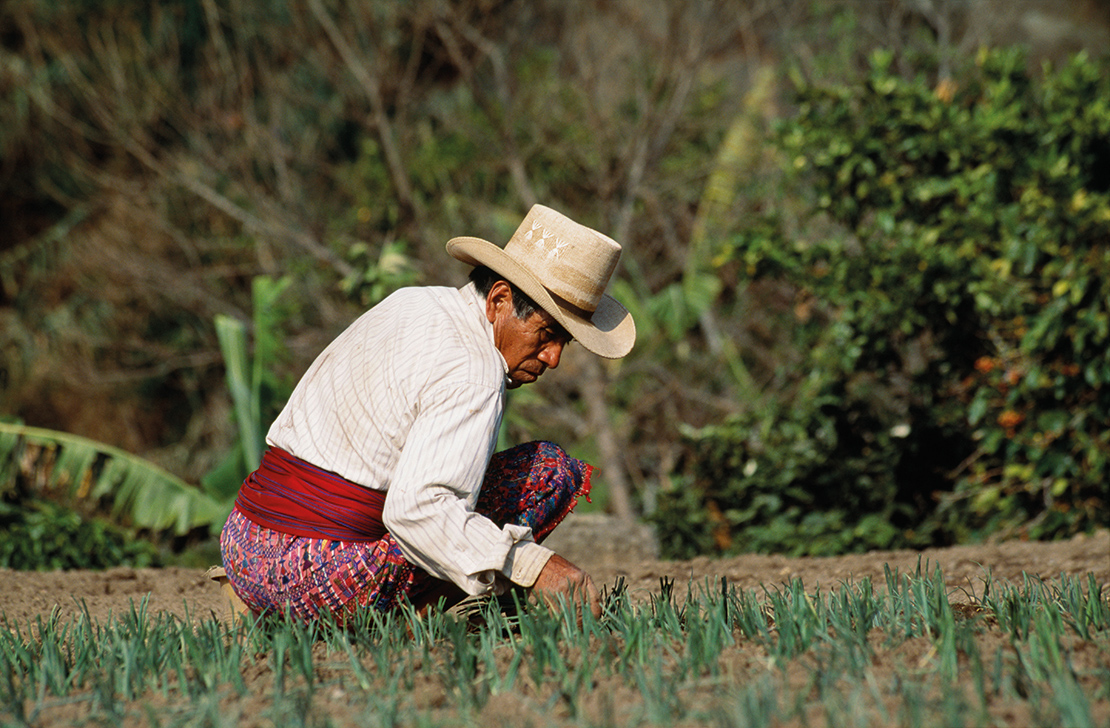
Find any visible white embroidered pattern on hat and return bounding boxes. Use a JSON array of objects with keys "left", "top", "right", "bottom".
[{"left": 524, "top": 220, "right": 569, "bottom": 260}]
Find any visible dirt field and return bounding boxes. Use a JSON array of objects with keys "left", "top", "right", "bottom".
[{"left": 0, "top": 519, "right": 1105, "bottom": 626}]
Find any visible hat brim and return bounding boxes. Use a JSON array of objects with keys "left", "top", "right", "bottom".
[{"left": 447, "top": 236, "right": 635, "bottom": 359}]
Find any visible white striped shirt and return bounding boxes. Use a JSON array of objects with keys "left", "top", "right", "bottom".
[{"left": 266, "top": 283, "right": 553, "bottom": 596}]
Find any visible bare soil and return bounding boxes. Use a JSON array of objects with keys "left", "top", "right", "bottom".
[{"left": 0, "top": 522, "right": 1105, "bottom": 627}]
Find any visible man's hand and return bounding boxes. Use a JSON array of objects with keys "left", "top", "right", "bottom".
[{"left": 529, "top": 553, "right": 601, "bottom": 623}]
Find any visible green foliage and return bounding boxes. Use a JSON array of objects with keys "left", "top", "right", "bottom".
[
  {"left": 0, "top": 499, "right": 159, "bottom": 570},
  {"left": 0, "top": 420, "right": 221, "bottom": 569},
  {"left": 0, "top": 422, "right": 226, "bottom": 536},
  {"left": 7, "top": 0, "right": 1107, "bottom": 557},
  {"left": 656, "top": 401, "right": 925, "bottom": 559},
  {"left": 339, "top": 240, "right": 422, "bottom": 307},
  {"left": 204, "top": 275, "right": 296, "bottom": 499},
  {"left": 657, "top": 48, "right": 1110, "bottom": 557}
]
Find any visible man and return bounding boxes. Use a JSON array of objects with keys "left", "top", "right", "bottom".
[{"left": 220, "top": 204, "right": 635, "bottom": 623}]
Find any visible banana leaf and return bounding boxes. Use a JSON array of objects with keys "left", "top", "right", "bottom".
[
  {"left": 215, "top": 313, "right": 261, "bottom": 472},
  {"left": 0, "top": 422, "right": 229, "bottom": 535},
  {"left": 212, "top": 274, "right": 291, "bottom": 477}
]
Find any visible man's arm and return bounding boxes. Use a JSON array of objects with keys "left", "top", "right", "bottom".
[{"left": 383, "top": 381, "right": 548, "bottom": 596}]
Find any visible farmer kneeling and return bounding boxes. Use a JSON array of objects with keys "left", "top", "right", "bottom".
[{"left": 218, "top": 205, "right": 635, "bottom": 624}]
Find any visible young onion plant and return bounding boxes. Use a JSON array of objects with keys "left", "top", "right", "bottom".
[{"left": 0, "top": 568, "right": 1106, "bottom": 726}]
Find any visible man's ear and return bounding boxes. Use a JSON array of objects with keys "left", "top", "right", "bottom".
[{"left": 485, "top": 280, "right": 514, "bottom": 323}]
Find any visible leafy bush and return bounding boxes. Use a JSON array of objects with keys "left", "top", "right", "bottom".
[
  {"left": 0, "top": 499, "right": 160, "bottom": 570},
  {"left": 655, "top": 48, "right": 1110, "bottom": 557},
  {"left": 0, "top": 419, "right": 225, "bottom": 569}
]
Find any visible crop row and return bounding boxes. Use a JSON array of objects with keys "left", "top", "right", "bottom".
[{"left": 2, "top": 566, "right": 1107, "bottom": 727}]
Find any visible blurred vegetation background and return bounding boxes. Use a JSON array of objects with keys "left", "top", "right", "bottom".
[{"left": 1, "top": 0, "right": 1107, "bottom": 569}]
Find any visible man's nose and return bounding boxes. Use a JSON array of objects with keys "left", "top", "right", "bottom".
[{"left": 539, "top": 341, "right": 564, "bottom": 369}]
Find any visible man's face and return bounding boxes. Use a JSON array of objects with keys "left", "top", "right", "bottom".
[{"left": 486, "top": 282, "right": 572, "bottom": 388}]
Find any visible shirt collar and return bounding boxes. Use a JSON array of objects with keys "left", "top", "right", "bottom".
[{"left": 461, "top": 282, "right": 509, "bottom": 380}]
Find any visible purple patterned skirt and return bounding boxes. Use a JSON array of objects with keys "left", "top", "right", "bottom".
[{"left": 220, "top": 441, "right": 592, "bottom": 622}]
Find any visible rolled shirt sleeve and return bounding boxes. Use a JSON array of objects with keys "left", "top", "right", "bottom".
[{"left": 502, "top": 540, "right": 554, "bottom": 589}]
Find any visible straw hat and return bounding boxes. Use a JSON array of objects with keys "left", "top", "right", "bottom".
[{"left": 447, "top": 204, "right": 636, "bottom": 359}]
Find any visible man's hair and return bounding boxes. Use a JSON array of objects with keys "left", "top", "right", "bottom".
[{"left": 468, "top": 266, "right": 541, "bottom": 320}]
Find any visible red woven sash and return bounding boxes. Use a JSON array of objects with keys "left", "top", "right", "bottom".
[{"left": 234, "top": 447, "right": 387, "bottom": 542}]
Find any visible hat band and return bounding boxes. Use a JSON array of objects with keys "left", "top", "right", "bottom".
[{"left": 547, "top": 290, "right": 596, "bottom": 320}]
